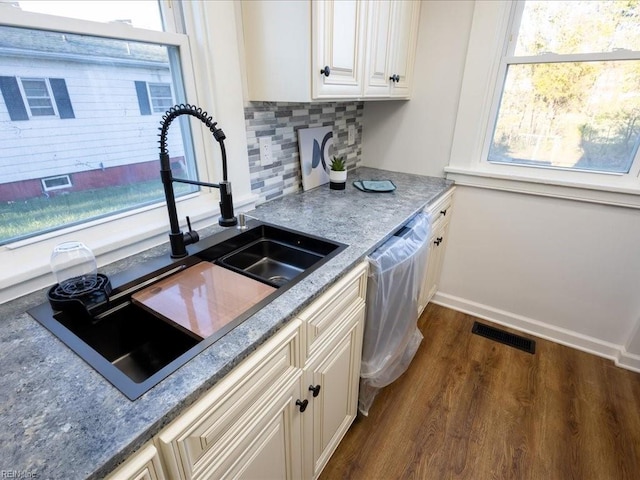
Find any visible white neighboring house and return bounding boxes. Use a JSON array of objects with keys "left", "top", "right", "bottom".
[{"left": 0, "top": 25, "right": 185, "bottom": 202}]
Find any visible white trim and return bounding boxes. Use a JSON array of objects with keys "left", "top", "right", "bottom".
[
  {"left": 617, "top": 348, "right": 640, "bottom": 372},
  {"left": 445, "top": 166, "right": 640, "bottom": 209},
  {"left": 432, "top": 291, "right": 640, "bottom": 373}
]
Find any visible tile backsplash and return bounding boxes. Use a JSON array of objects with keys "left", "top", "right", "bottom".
[{"left": 244, "top": 101, "right": 364, "bottom": 204}]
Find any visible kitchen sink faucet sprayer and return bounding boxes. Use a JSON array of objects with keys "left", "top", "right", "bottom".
[{"left": 158, "top": 104, "right": 237, "bottom": 258}]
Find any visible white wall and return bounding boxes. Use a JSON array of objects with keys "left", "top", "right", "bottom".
[
  {"left": 438, "top": 187, "right": 640, "bottom": 369},
  {"left": 361, "top": 0, "right": 474, "bottom": 177},
  {"left": 360, "top": 0, "right": 640, "bottom": 370}
]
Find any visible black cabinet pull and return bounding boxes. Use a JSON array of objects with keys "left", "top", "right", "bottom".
[
  {"left": 296, "top": 399, "right": 309, "bottom": 412},
  {"left": 389, "top": 74, "right": 400, "bottom": 83},
  {"left": 320, "top": 66, "right": 331, "bottom": 77},
  {"left": 434, "top": 237, "right": 443, "bottom": 246},
  {"left": 309, "top": 384, "right": 321, "bottom": 397},
  {"left": 440, "top": 209, "right": 447, "bottom": 216}
]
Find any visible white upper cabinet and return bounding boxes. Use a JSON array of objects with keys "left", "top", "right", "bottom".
[
  {"left": 241, "top": 0, "right": 420, "bottom": 102},
  {"left": 312, "top": 0, "right": 367, "bottom": 99},
  {"left": 363, "top": 0, "right": 419, "bottom": 98}
]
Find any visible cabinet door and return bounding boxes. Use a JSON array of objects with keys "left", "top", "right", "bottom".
[
  {"left": 106, "top": 444, "right": 166, "bottom": 480},
  {"left": 419, "top": 188, "right": 455, "bottom": 313},
  {"left": 205, "top": 377, "right": 305, "bottom": 480},
  {"left": 420, "top": 222, "right": 449, "bottom": 312},
  {"left": 363, "top": 0, "right": 393, "bottom": 97},
  {"left": 388, "top": 0, "right": 420, "bottom": 98},
  {"left": 312, "top": 0, "right": 366, "bottom": 98},
  {"left": 304, "top": 304, "right": 365, "bottom": 479},
  {"left": 157, "top": 320, "right": 302, "bottom": 479}
]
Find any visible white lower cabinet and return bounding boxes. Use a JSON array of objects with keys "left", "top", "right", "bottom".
[
  {"left": 418, "top": 188, "right": 455, "bottom": 315},
  {"left": 106, "top": 443, "right": 166, "bottom": 480},
  {"left": 303, "top": 306, "right": 364, "bottom": 479},
  {"left": 106, "top": 262, "right": 368, "bottom": 480}
]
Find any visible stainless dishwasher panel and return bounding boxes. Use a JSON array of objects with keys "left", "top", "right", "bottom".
[{"left": 359, "top": 212, "right": 431, "bottom": 416}]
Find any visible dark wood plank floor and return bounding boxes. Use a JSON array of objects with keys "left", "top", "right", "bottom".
[{"left": 321, "top": 303, "right": 640, "bottom": 480}]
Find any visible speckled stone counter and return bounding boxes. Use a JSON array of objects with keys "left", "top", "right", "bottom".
[{"left": 0, "top": 167, "right": 452, "bottom": 479}]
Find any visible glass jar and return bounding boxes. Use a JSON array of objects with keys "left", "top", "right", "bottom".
[{"left": 50, "top": 241, "right": 98, "bottom": 296}]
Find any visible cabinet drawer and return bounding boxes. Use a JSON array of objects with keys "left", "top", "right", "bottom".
[
  {"left": 157, "top": 319, "right": 302, "bottom": 480},
  {"left": 424, "top": 187, "right": 455, "bottom": 233},
  {"left": 298, "top": 262, "right": 367, "bottom": 361}
]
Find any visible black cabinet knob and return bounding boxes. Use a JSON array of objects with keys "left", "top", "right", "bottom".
[
  {"left": 320, "top": 66, "right": 331, "bottom": 77},
  {"left": 434, "top": 236, "right": 443, "bottom": 246},
  {"left": 296, "top": 399, "right": 309, "bottom": 412},
  {"left": 389, "top": 74, "right": 400, "bottom": 83},
  {"left": 309, "top": 384, "right": 321, "bottom": 397}
]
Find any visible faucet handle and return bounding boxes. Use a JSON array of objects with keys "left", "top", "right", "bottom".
[{"left": 183, "top": 216, "right": 199, "bottom": 245}]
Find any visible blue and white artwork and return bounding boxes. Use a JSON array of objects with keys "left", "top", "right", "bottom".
[{"left": 297, "top": 126, "right": 333, "bottom": 191}]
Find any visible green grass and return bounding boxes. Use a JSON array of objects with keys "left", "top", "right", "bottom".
[{"left": 0, "top": 180, "right": 196, "bottom": 245}]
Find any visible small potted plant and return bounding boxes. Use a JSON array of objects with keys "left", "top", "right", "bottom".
[{"left": 329, "top": 155, "right": 347, "bottom": 190}]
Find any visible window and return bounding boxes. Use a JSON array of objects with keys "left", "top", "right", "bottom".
[
  {"left": 149, "top": 83, "right": 173, "bottom": 113},
  {"left": 21, "top": 78, "right": 55, "bottom": 116},
  {"left": 488, "top": 1, "right": 640, "bottom": 175},
  {"left": 447, "top": 0, "right": 640, "bottom": 206},
  {"left": 135, "top": 81, "right": 173, "bottom": 115},
  {"left": 0, "top": 76, "right": 76, "bottom": 120},
  {"left": 41, "top": 174, "right": 72, "bottom": 191},
  {"left": 1, "top": 0, "right": 243, "bottom": 304},
  {"left": 0, "top": 4, "right": 200, "bottom": 246}
]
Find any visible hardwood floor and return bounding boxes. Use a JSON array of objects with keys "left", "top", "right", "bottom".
[{"left": 320, "top": 304, "right": 640, "bottom": 480}]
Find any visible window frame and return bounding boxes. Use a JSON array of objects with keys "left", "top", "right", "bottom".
[
  {"left": 41, "top": 174, "right": 72, "bottom": 191},
  {"left": 446, "top": 0, "right": 640, "bottom": 209},
  {"left": 19, "top": 77, "right": 57, "bottom": 117},
  {"left": 147, "top": 82, "right": 173, "bottom": 113},
  {"left": 0, "top": 4, "right": 223, "bottom": 302}
]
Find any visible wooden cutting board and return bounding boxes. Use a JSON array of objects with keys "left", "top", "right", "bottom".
[{"left": 132, "top": 262, "right": 276, "bottom": 340}]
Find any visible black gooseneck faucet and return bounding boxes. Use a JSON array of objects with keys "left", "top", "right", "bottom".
[{"left": 158, "top": 104, "right": 237, "bottom": 258}]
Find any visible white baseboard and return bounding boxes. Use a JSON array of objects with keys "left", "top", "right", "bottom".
[
  {"left": 432, "top": 292, "right": 640, "bottom": 374},
  {"left": 616, "top": 348, "right": 640, "bottom": 372}
]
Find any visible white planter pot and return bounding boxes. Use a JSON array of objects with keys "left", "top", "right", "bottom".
[{"left": 329, "top": 170, "right": 347, "bottom": 190}]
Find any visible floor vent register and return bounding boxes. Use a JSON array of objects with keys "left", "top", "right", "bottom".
[{"left": 471, "top": 322, "right": 536, "bottom": 354}]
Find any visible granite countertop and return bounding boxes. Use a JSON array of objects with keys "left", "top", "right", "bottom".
[{"left": 0, "top": 167, "right": 453, "bottom": 479}]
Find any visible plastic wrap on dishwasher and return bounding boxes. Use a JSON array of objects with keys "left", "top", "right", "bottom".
[{"left": 359, "top": 211, "right": 431, "bottom": 416}]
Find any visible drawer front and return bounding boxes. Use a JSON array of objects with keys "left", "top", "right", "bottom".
[
  {"left": 157, "top": 319, "right": 302, "bottom": 480},
  {"left": 298, "top": 262, "right": 367, "bottom": 361},
  {"left": 425, "top": 187, "right": 455, "bottom": 233}
]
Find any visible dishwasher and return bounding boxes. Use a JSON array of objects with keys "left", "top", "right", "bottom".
[{"left": 359, "top": 211, "right": 431, "bottom": 416}]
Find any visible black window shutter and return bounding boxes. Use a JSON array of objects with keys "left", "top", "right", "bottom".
[
  {"left": 49, "top": 78, "right": 75, "bottom": 119},
  {"left": 135, "top": 81, "right": 151, "bottom": 115},
  {"left": 0, "top": 76, "right": 29, "bottom": 121}
]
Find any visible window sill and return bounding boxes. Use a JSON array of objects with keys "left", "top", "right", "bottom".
[{"left": 444, "top": 166, "right": 640, "bottom": 209}]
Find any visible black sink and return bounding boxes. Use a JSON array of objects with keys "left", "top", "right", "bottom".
[
  {"left": 28, "top": 221, "right": 347, "bottom": 400},
  {"left": 207, "top": 225, "right": 344, "bottom": 287},
  {"left": 219, "top": 239, "right": 323, "bottom": 287},
  {"left": 29, "top": 298, "right": 201, "bottom": 399}
]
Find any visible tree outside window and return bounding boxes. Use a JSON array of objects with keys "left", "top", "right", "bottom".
[{"left": 489, "top": 1, "right": 640, "bottom": 174}]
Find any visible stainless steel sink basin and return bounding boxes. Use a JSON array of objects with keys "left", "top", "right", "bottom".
[{"left": 28, "top": 221, "right": 346, "bottom": 400}]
